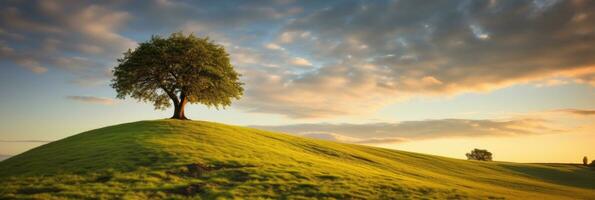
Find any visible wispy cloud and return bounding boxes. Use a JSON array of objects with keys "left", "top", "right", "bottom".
[
  {"left": 253, "top": 118, "right": 558, "bottom": 144},
  {"left": 299, "top": 132, "right": 406, "bottom": 144},
  {"left": 553, "top": 109, "right": 595, "bottom": 116},
  {"left": 15, "top": 59, "right": 48, "bottom": 74},
  {"left": 0, "top": 140, "right": 52, "bottom": 143},
  {"left": 355, "top": 138, "right": 407, "bottom": 144},
  {"left": 290, "top": 57, "right": 313, "bottom": 67},
  {"left": 66, "top": 96, "right": 117, "bottom": 105},
  {"left": 265, "top": 43, "right": 284, "bottom": 51}
]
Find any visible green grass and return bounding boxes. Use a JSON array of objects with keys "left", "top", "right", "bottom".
[{"left": 0, "top": 120, "right": 593, "bottom": 199}]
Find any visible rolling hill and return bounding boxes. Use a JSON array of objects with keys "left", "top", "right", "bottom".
[{"left": 0, "top": 120, "right": 593, "bottom": 199}]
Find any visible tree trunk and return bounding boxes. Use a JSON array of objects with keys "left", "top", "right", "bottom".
[{"left": 171, "top": 93, "right": 189, "bottom": 120}]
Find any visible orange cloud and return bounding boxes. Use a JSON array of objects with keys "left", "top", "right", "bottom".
[
  {"left": 66, "top": 96, "right": 117, "bottom": 105},
  {"left": 253, "top": 117, "right": 562, "bottom": 144}
]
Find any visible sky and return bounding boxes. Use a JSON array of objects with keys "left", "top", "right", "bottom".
[{"left": 0, "top": 0, "right": 594, "bottom": 163}]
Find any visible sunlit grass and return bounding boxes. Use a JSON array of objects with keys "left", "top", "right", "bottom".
[{"left": 0, "top": 120, "right": 593, "bottom": 199}]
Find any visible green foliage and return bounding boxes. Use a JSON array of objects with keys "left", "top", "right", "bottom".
[
  {"left": 1, "top": 120, "right": 593, "bottom": 199},
  {"left": 466, "top": 148, "right": 493, "bottom": 161},
  {"left": 111, "top": 32, "right": 243, "bottom": 118}
]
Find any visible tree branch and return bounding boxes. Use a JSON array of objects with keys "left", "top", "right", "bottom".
[{"left": 160, "top": 85, "right": 179, "bottom": 105}]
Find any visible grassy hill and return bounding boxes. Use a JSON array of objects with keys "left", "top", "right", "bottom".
[{"left": 0, "top": 120, "right": 593, "bottom": 199}]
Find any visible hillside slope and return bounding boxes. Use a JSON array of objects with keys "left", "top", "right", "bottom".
[{"left": 0, "top": 120, "right": 593, "bottom": 199}]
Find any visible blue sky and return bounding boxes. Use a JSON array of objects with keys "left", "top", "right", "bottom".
[{"left": 0, "top": 0, "right": 594, "bottom": 162}]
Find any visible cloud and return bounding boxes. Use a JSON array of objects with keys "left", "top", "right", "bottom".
[
  {"left": 355, "top": 138, "right": 407, "bottom": 144},
  {"left": 66, "top": 96, "right": 117, "bottom": 105},
  {"left": 52, "top": 56, "right": 98, "bottom": 72},
  {"left": 0, "top": 1, "right": 134, "bottom": 85},
  {"left": 0, "top": 6, "right": 63, "bottom": 34},
  {"left": 0, "top": 140, "right": 52, "bottom": 143},
  {"left": 301, "top": 132, "right": 359, "bottom": 142},
  {"left": 68, "top": 5, "right": 136, "bottom": 52},
  {"left": 534, "top": 78, "right": 569, "bottom": 87},
  {"left": 574, "top": 72, "right": 595, "bottom": 86},
  {"left": 553, "top": 109, "right": 595, "bottom": 116},
  {"left": 298, "top": 132, "right": 407, "bottom": 144},
  {"left": 290, "top": 57, "right": 313, "bottom": 67},
  {"left": 238, "top": 0, "right": 595, "bottom": 118},
  {"left": 469, "top": 24, "right": 490, "bottom": 40},
  {"left": 239, "top": 63, "right": 405, "bottom": 118},
  {"left": 265, "top": 43, "right": 284, "bottom": 50},
  {"left": 253, "top": 118, "right": 557, "bottom": 144},
  {"left": 15, "top": 59, "right": 48, "bottom": 74}
]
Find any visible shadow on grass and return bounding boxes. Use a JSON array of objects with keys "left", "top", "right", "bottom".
[{"left": 499, "top": 164, "right": 595, "bottom": 189}]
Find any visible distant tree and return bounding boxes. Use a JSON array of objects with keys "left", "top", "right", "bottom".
[
  {"left": 111, "top": 32, "right": 244, "bottom": 119},
  {"left": 584, "top": 156, "right": 589, "bottom": 166},
  {"left": 466, "top": 149, "right": 493, "bottom": 161}
]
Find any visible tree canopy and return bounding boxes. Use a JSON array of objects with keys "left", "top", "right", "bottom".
[
  {"left": 111, "top": 32, "right": 244, "bottom": 119},
  {"left": 466, "top": 149, "right": 493, "bottom": 161}
]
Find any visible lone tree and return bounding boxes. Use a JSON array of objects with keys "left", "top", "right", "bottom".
[
  {"left": 466, "top": 149, "right": 493, "bottom": 161},
  {"left": 111, "top": 32, "right": 243, "bottom": 119},
  {"left": 584, "top": 156, "right": 589, "bottom": 166}
]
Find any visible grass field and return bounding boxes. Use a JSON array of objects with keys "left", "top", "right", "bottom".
[{"left": 0, "top": 120, "right": 593, "bottom": 199}]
